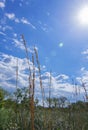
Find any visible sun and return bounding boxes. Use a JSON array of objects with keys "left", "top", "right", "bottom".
[{"left": 78, "top": 6, "right": 88, "bottom": 25}]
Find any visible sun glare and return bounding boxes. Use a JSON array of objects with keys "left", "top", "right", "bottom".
[{"left": 78, "top": 6, "right": 88, "bottom": 25}]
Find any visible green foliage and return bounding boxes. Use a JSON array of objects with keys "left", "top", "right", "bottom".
[
  {"left": 0, "top": 87, "right": 10, "bottom": 108},
  {"left": 46, "top": 96, "right": 68, "bottom": 108},
  {"left": 0, "top": 87, "right": 88, "bottom": 130}
]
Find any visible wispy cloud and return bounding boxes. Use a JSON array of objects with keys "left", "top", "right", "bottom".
[
  {"left": 38, "top": 21, "right": 51, "bottom": 32},
  {"left": 0, "top": 1, "right": 5, "bottom": 8},
  {"left": 21, "top": 17, "right": 30, "bottom": 24},
  {"left": 3, "top": 25, "right": 13, "bottom": 31},
  {"left": 5, "top": 13, "right": 20, "bottom": 23},
  {"left": 14, "top": 18, "right": 20, "bottom": 23},
  {"left": 5, "top": 13, "right": 15, "bottom": 20},
  {"left": 13, "top": 33, "right": 17, "bottom": 38},
  {"left": 41, "top": 24, "right": 49, "bottom": 32},
  {"left": 21, "top": 17, "right": 36, "bottom": 29},
  {"left": 82, "top": 49, "right": 88, "bottom": 59},
  {"left": 19, "top": 0, "right": 30, "bottom": 7},
  {"left": 82, "top": 49, "right": 88, "bottom": 55},
  {"left": 0, "top": 31, "right": 6, "bottom": 36},
  {"left": 76, "top": 67, "right": 88, "bottom": 100},
  {"left": 78, "top": 67, "right": 88, "bottom": 83},
  {"left": 11, "top": 37, "right": 37, "bottom": 52},
  {"left": 5, "top": 13, "right": 36, "bottom": 29},
  {"left": 12, "top": 38, "right": 25, "bottom": 50}
]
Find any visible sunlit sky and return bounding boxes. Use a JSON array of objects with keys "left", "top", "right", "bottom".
[{"left": 0, "top": 0, "right": 88, "bottom": 101}]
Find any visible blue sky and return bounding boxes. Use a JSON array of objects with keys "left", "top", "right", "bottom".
[{"left": 0, "top": 0, "right": 88, "bottom": 102}]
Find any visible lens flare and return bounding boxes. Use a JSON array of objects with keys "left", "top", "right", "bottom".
[{"left": 58, "top": 43, "right": 64, "bottom": 48}]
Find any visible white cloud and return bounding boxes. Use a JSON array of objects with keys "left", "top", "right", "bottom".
[
  {"left": 0, "top": 31, "right": 6, "bottom": 36},
  {"left": 14, "top": 18, "right": 20, "bottom": 23},
  {"left": 0, "top": 52, "right": 86, "bottom": 102},
  {"left": 76, "top": 67, "right": 88, "bottom": 100},
  {"left": 41, "top": 26, "right": 49, "bottom": 32},
  {"left": 21, "top": 17, "right": 29, "bottom": 24},
  {"left": 82, "top": 49, "right": 88, "bottom": 55},
  {"left": 40, "top": 71, "right": 85, "bottom": 102},
  {"left": 19, "top": 3, "right": 22, "bottom": 7},
  {"left": 0, "top": 25, "right": 12, "bottom": 32},
  {"left": 5, "top": 13, "right": 36, "bottom": 29},
  {"left": 19, "top": 0, "right": 29, "bottom": 7},
  {"left": 13, "top": 33, "right": 17, "bottom": 37},
  {"left": 38, "top": 22, "right": 51, "bottom": 32},
  {"left": 0, "top": 2, "right": 5, "bottom": 8},
  {"left": 21, "top": 17, "right": 36, "bottom": 29},
  {"left": 5, "top": 13, "right": 15, "bottom": 20},
  {"left": 81, "top": 49, "right": 88, "bottom": 59},
  {"left": 80, "top": 68, "right": 88, "bottom": 83},
  {"left": 0, "top": 52, "right": 30, "bottom": 90},
  {"left": 12, "top": 38, "right": 25, "bottom": 50},
  {"left": 55, "top": 74, "right": 69, "bottom": 81},
  {"left": 80, "top": 67, "right": 85, "bottom": 71},
  {"left": 2, "top": 25, "right": 13, "bottom": 31},
  {"left": 0, "top": 52, "right": 43, "bottom": 95},
  {"left": 12, "top": 38, "right": 37, "bottom": 52}
]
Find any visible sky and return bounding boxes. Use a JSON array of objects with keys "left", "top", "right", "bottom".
[{"left": 0, "top": 0, "right": 88, "bottom": 103}]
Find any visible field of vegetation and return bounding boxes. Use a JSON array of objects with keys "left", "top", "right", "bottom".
[
  {"left": 0, "top": 86, "right": 88, "bottom": 130},
  {"left": 0, "top": 36, "right": 88, "bottom": 130}
]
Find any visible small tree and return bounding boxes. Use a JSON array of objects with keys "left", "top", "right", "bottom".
[{"left": 59, "top": 96, "right": 67, "bottom": 108}]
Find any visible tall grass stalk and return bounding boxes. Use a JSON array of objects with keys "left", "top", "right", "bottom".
[
  {"left": 15, "top": 58, "right": 18, "bottom": 126},
  {"left": 48, "top": 71, "right": 52, "bottom": 130},
  {"left": 34, "top": 47, "right": 45, "bottom": 107},
  {"left": 30, "top": 54, "right": 35, "bottom": 130},
  {"left": 81, "top": 81, "right": 88, "bottom": 102},
  {"left": 49, "top": 71, "right": 52, "bottom": 108},
  {"left": 21, "top": 35, "right": 35, "bottom": 130},
  {"left": 34, "top": 47, "right": 47, "bottom": 129}
]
